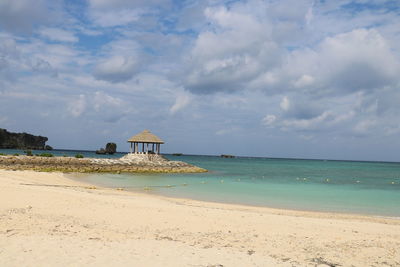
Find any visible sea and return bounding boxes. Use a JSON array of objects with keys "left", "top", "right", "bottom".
[{"left": 2, "top": 149, "right": 400, "bottom": 217}]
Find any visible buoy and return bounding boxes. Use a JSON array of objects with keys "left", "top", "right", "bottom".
[
  {"left": 356, "top": 180, "right": 360, "bottom": 183},
  {"left": 391, "top": 182, "right": 395, "bottom": 184},
  {"left": 326, "top": 179, "right": 330, "bottom": 182},
  {"left": 303, "top": 178, "right": 307, "bottom": 181},
  {"left": 220, "top": 180, "right": 224, "bottom": 183}
]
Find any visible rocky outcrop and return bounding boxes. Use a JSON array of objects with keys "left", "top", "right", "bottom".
[
  {"left": 96, "top": 142, "right": 117, "bottom": 155},
  {"left": 95, "top": 148, "right": 106, "bottom": 155},
  {"left": 0, "top": 154, "right": 207, "bottom": 174},
  {"left": 105, "top": 143, "right": 116, "bottom": 154},
  {"left": 0, "top": 129, "right": 50, "bottom": 150}
]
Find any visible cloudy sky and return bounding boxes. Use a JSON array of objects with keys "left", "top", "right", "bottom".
[{"left": 1, "top": 0, "right": 400, "bottom": 161}]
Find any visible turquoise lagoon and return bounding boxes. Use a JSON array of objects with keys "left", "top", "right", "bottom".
[{"left": 2, "top": 149, "right": 400, "bottom": 217}]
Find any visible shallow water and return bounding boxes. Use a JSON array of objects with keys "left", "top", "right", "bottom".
[
  {"left": 82, "top": 154, "right": 400, "bottom": 217},
  {"left": 2, "top": 149, "right": 400, "bottom": 216}
]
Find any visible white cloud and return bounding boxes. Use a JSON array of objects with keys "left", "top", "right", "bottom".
[
  {"left": 281, "top": 29, "right": 400, "bottom": 95},
  {"left": 353, "top": 119, "right": 377, "bottom": 135},
  {"left": 39, "top": 27, "right": 78, "bottom": 43},
  {"left": 89, "top": 9, "right": 142, "bottom": 27},
  {"left": 280, "top": 111, "right": 334, "bottom": 130},
  {"left": 280, "top": 96, "right": 290, "bottom": 111},
  {"left": 305, "top": 3, "right": 314, "bottom": 25},
  {"left": 92, "top": 91, "right": 128, "bottom": 123},
  {"left": 88, "top": 0, "right": 168, "bottom": 9},
  {"left": 87, "top": 0, "right": 170, "bottom": 27},
  {"left": 30, "top": 58, "right": 57, "bottom": 77},
  {"left": 183, "top": 3, "right": 283, "bottom": 94},
  {"left": 215, "top": 127, "right": 239, "bottom": 136},
  {"left": 170, "top": 92, "right": 192, "bottom": 115},
  {"left": 94, "top": 55, "right": 139, "bottom": 83},
  {"left": 262, "top": 114, "right": 276, "bottom": 126},
  {"left": 293, "top": 74, "right": 314, "bottom": 88},
  {"left": 68, "top": 95, "right": 86, "bottom": 117},
  {"left": 0, "top": 0, "right": 48, "bottom": 33}
]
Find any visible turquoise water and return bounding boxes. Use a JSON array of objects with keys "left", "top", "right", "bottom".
[
  {"left": 2, "top": 149, "right": 400, "bottom": 217},
  {"left": 82, "top": 154, "right": 400, "bottom": 217}
]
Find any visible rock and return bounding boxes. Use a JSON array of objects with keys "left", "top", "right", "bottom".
[
  {"left": 105, "top": 143, "right": 117, "bottom": 154},
  {"left": 96, "top": 143, "right": 117, "bottom": 155},
  {"left": 95, "top": 148, "right": 106, "bottom": 154},
  {"left": 45, "top": 145, "right": 53, "bottom": 150},
  {"left": 221, "top": 154, "right": 235, "bottom": 158},
  {"left": 0, "top": 128, "right": 48, "bottom": 150},
  {"left": 0, "top": 154, "right": 207, "bottom": 174}
]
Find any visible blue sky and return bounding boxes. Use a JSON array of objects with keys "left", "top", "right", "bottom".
[{"left": 1, "top": 0, "right": 400, "bottom": 161}]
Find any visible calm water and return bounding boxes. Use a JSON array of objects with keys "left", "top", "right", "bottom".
[{"left": 2, "top": 149, "right": 400, "bottom": 217}]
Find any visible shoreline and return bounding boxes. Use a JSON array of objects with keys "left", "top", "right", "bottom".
[
  {"left": 71, "top": 172, "right": 400, "bottom": 221},
  {"left": 11, "top": 169, "right": 400, "bottom": 223},
  {"left": 1, "top": 169, "right": 400, "bottom": 266},
  {"left": 70, "top": 171, "right": 400, "bottom": 220}
]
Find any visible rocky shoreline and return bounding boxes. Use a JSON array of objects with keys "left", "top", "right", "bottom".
[
  {"left": 0, "top": 154, "right": 207, "bottom": 174},
  {"left": 0, "top": 128, "right": 51, "bottom": 150}
]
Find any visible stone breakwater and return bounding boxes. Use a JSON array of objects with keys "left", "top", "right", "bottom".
[{"left": 0, "top": 154, "right": 207, "bottom": 173}]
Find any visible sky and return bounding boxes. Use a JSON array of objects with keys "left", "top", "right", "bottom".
[{"left": 1, "top": 0, "right": 400, "bottom": 161}]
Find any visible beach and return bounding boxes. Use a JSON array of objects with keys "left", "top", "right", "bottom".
[{"left": 1, "top": 170, "right": 399, "bottom": 266}]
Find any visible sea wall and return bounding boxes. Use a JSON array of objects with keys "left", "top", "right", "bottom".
[{"left": 0, "top": 154, "right": 207, "bottom": 174}]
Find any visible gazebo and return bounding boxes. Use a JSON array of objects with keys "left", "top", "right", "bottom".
[{"left": 127, "top": 129, "right": 164, "bottom": 154}]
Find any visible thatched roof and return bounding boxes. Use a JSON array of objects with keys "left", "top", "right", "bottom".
[{"left": 127, "top": 130, "right": 164, "bottom": 144}]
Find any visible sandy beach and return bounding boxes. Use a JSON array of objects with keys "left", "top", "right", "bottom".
[{"left": 1, "top": 170, "right": 399, "bottom": 266}]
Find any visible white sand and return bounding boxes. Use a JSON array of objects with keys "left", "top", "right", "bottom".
[{"left": 0, "top": 170, "right": 399, "bottom": 266}]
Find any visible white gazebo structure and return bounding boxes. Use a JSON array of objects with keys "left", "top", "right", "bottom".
[{"left": 127, "top": 129, "right": 164, "bottom": 154}]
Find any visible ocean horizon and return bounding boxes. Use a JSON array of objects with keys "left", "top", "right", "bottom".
[
  {"left": 2, "top": 147, "right": 400, "bottom": 164},
  {"left": 2, "top": 148, "right": 400, "bottom": 217}
]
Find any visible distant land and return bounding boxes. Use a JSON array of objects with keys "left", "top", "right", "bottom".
[{"left": 0, "top": 128, "right": 52, "bottom": 150}]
